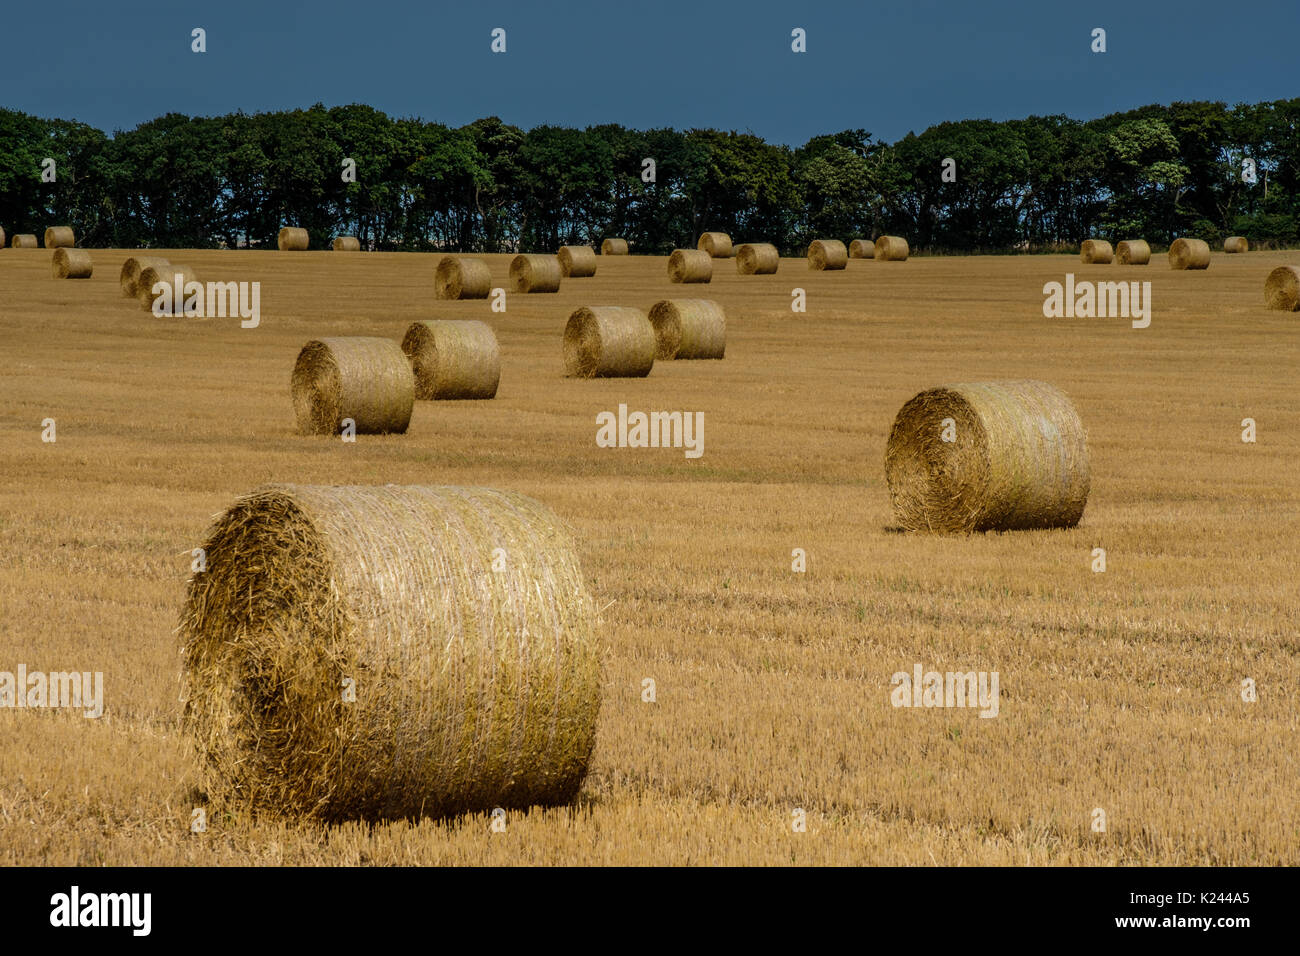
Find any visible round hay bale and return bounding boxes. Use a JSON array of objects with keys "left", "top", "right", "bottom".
[
  {"left": 600, "top": 238, "right": 629, "bottom": 255},
  {"left": 697, "top": 231, "right": 733, "bottom": 258},
  {"left": 1169, "top": 238, "right": 1211, "bottom": 270},
  {"left": 120, "top": 255, "right": 170, "bottom": 297},
  {"left": 509, "top": 254, "right": 562, "bottom": 293},
  {"left": 401, "top": 320, "right": 501, "bottom": 400},
  {"left": 808, "top": 239, "right": 848, "bottom": 271},
  {"left": 1115, "top": 240, "right": 1150, "bottom": 265},
  {"left": 0, "top": 227, "right": 5, "bottom": 248},
  {"left": 332, "top": 236, "right": 361, "bottom": 252},
  {"left": 557, "top": 245, "right": 598, "bottom": 278},
  {"left": 277, "top": 226, "right": 309, "bottom": 251},
  {"left": 648, "top": 299, "right": 725, "bottom": 360},
  {"left": 1264, "top": 266, "right": 1300, "bottom": 311},
  {"left": 44, "top": 226, "right": 75, "bottom": 249},
  {"left": 51, "top": 248, "right": 92, "bottom": 279},
  {"left": 434, "top": 256, "right": 492, "bottom": 300},
  {"left": 179, "top": 483, "right": 599, "bottom": 822},
  {"left": 563, "top": 306, "right": 656, "bottom": 378},
  {"left": 137, "top": 264, "right": 200, "bottom": 313},
  {"left": 735, "top": 242, "right": 779, "bottom": 275},
  {"left": 1224, "top": 236, "right": 1248, "bottom": 254},
  {"left": 884, "top": 380, "right": 1090, "bottom": 534},
  {"left": 667, "top": 248, "right": 712, "bottom": 284},
  {"left": 849, "top": 238, "right": 875, "bottom": 259},
  {"left": 1080, "top": 239, "right": 1114, "bottom": 264},
  {"left": 291, "top": 337, "right": 414, "bottom": 435},
  {"left": 875, "top": 236, "right": 910, "bottom": 261},
  {"left": 11, "top": 234, "right": 38, "bottom": 249}
]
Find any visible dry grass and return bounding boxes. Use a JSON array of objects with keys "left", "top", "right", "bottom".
[{"left": 1116, "top": 240, "right": 1150, "bottom": 265}]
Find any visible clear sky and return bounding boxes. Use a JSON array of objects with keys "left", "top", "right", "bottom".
[{"left": 5, "top": 0, "right": 1296, "bottom": 143}]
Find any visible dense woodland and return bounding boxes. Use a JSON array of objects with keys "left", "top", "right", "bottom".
[{"left": 1, "top": 98, "right": 1296, "bottom": 254}]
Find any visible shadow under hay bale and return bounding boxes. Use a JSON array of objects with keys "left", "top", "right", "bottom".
[
  {"left": 697, "top": 231, "right": 733, "bottom": 258},
  {"left": 1080, "top": 239, "right": 1113, "bottom": 264},
  {"left": 44, "top": 226, "right": 75, "bottom": 249},
  {"left": 435, "top": 256, "right": 492, "bottom": 300},
  {"left": 648, "top": 299, "right": 726, "bottom": 360},
  {"left": 667, "top": 248, "right": 712, "bottom": 284},
  {"left": 332, "top": 236, "right": 361, "bottom": 252},
  {"left": 808, "top": 239, "right": 848, "bottom": 271},
  {"left": 509, "top": 254, "right": 562, "bottom": 293},
  {"left": 875, "top": 236, "right": 909, "bottom": 261},
  {"left": 120, "top": 256, "right": 170, "bottom": 297},
  {"left": 51, "top": 248, "right": 92, "bottom": 279},
  {"left": 600, "top": 238, "right": 629, "bottom": 255},
  {"left": 401, "top": 319, "right": 501, "bottom": 399},
  {"left": 1265, "top": 266, "right": 1300, "bottom": 311},
  {"left": 1169, "top": 238, "right": 1210, "bottom": 270},
  {"left": 558, "top": 245, "right": 598, "bottom": 277},
  {"left": 290, "top": 337, "right": 414, "bottom": 435},
  {"left": 137, "top": 264, "right": 200, "bottom": 313},
  {"left": 735, "top": 243, "right": 779, "bottom": 275},
  {"left": 277, "top": 227, "right": 309, "bottom": 251},
  {"left": 849, "top": 238, "right": 875, "bottom": 259},
  {"left": 1116, "top": 240, "right": 1150, "bottom": 265},
  {"left": 563, "top": 306, "right": 656, "bottom": 378}
]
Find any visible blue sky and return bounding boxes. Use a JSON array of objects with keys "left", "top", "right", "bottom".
[{"left": 5, "top": 0, "right": 1296, "bottom": 142}]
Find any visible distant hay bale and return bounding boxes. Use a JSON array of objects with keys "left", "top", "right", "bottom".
[
  {"left": 11, "top": 234, "right": 38, "bottom": 249},
  {"left": 884, "top": 380, "right": 1090, "bottom": 534},
  {"left": 735, "top": 242, "right": 779, "bottom": 275},
  {"left": 0, "top": 227, "right": 5, "bottom": 248},
  {"left": 1169, "top": 238, "right": 1211, "bottom": 270},
  {"left": 557, "top": 245, "right": 598, "bottom": 277},
  {"left": 179, "top": 483, "right": 599, "bottom": 822},
  {"left": 600, "top": 238, "right": 629, "bottom": 255},
  {"left": 51, "top": 248, "right": 92, "bottom": 279},
  {"left": 849, "top": 238, "right": 875, "bottom": 259},
  {"left": 563, "top": 306, "right": 656, "bottom": 378},
  {"left": 291, "top": 337, "right": 414, "bottom": 435},
  {"left": 435, "top": 256, "right": 492, "bottom": 300},
  {"left": 1080, "top": 239, "right": 1113, "bottom": 264},
  {"left": 44, "top": 226, "right": 75, "bottom": 249},
  {"left": 875, "top": 236, "right": 910, "bottom": 261},
  {"left": 332, "top": 236, "right": 361, "bottom": 252},
  {"left": 648, "top": 299, "right": 726, "bottom": 360},
  {"left": 277, "top": 227, "right": 309, "bottom": 251},
  {"left": 667, "top": 248, "right": 712, "bottom": 283},
  {"left": 1115, "top": 240, "right": 1150, "bottom": 265},
  {"left": 697, "top": 232, "right": 733, "bottom": 258},
  {"left": 137, "top": 264, "right": 200, "bottom": 313},
  {"left": 1224, "top": 236, "right": 1248, "bottom": 254},
  {"left": 120, "top": 255, "right": 170, "bottom": 297},
  {"left": 401, "top": 320, "right": 501, "bottom": 400},
  {"left": 808, "top": 239, "right": 848, "bottom": 271},
  {"left": 1264, "top": 266, "right": 1300, "bottom": 311},
  {"left": 509, "top": 254, "right": 562, "bottom": 293}
]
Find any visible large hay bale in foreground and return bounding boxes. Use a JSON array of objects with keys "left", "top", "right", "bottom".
[
  {"left": 435, "top": 256, "right": 492, "bottom": 300},
  {"left": 290, "top": 337, "right": 414, "bottom": 435},
  {"left": 51, "top": 248, "right": 92, "bottom": 279},
  {"left": 509, "top": 254, "right": 562, "bottom": 293},
  {"left": 1224, "top": 236, "right": 1248, "bottom": 254},
  {"left": 884, "top": 380, "right": 1090, "bottom": 534},
  {"left": 179, "top": 483, "right": 599, "bottom": 822},
  {"left": 697, "top": 231, "right": 733, "bottom": 258},
  {"left": 735, "top": 242, "right": 779, "bottom": 275},
  {"left": 875, "top": 236, "right": 909, "bottom": 261},
  {"left": 137, "top": 264, "right": 200, "bottom": 313},
  {"left": 648, "top": 299, "right": 725, "bottom": 360},
  {"left": 557, "top": 245, "right": 598, "bottom": 277},
  {"left": 667, "top": 248, "right": 712, "bottom": 283},
  {"left": 44, "top": 226, "right": 75, "bottom": 249},
  {"left": 1115, "top": 240, "right": 1150, "bottom": 265},
  {"left": 401, "top": 320, "right": 501, "bottom": 400},
  {"left": 277, "top": 226, "right": 309, "bottom": 251},
  {"left": 1169, "top": 238, "right": 1210, "bottom": 270},
  {"left": 1264, "top": 266, "right": 1300, "bottom": 311},
  {"left": 332, "top": 236, "right": 361, "bottom": 252},
  {"left": 120, "top": 256, "right": 170, "bottom": 296},
  {"left": 600, "top": 238, "right": 629, "bottom": 255},
  {"left": 563, "top": 306, "right": 656, "bottom": 378},
  {"left": 849, "top": 238, "right": 875, "bottom": 259},
  {"left": 808, "top": 239, "right": 848, "bottom": 271},
  {"left": 11, "top": 234, "right": 38, "bottom": 249},
  {"left": 1080, "top": 239, "right": 1113, "bottom": 264}
]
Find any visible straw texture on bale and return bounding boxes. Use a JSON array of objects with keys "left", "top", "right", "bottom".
[
  {"left": 120, "top": 256, "right": 170, "bottom": 296},
  {"left": 648, "top": 299, "right": 725, "bottom": 360},
  {"left": 557, "top": 245, "right": 598, "bottom": 277},
  {"left": 401, "top": 320, "right": 501, "bottom": 400},
  {"left": 51, "top": 248, "right": 92, "bottom": 279},
  {"left": 697, "top": 231, "right": 733, "bottom": 258},
  {"left": 875, "top": 236, "right": 910, "bottom": 261},
  {"left": 1116, "top": 240, "right": 1150, "bottom": 265},
  {"left": 291, "top": 337, "right": 414, "bottom": 435},
  {"left": 332, "top": 236, "right": 361, "bottom": 252},
  {"left": 11, "top": 234, "right": 38, "bottom": 248},
  {"left": 1264, "top": 266, "right": 1300, "bottom": 311},
  {"left": 509, "top": 254, "right": 562, "bottom": 293},
  {"left": 735, "top": 242, "right": 779, "bottom": 275},
  {"left": 600, "top": 238, "right": 629, "bottom": 255},
  {"left": 179, "top": 483, "right": 599, "bottom": 822},
  {"left": 808, "top": 239, "right": 849, "bottom": 271},
  {"left": 667, "top": 248, "right": 712, "bottom": 283},
  {"left": 278, "top": 226, "right": 309, "bottom": 251},
  {"left": 1080, "top": 239, "right": 1114, "bottom": 264},
  {"left": 884, "top": 380, "right": 1090, "bottom": 534},
  {"left": 563, "top": 306, "right": 656, "bottom": 378},
  {"left": 435, "top": 256, "right": 492, "bottom": 300},
  {"left": 137, "top": 264, "right": 200, "bottom": 313},
  {"left": 1224, "top": 236, "right": 1248, "bottom": 254},
  {"left": 44, "top": 226, "right": 75, "bottom": 249},
  {"left": 1169, "top": 238, "right": 1211, "bottom": 270},
  {"left": 0, "top": 227, "right": 5, "bottom": 248},
  {"left": 849, "top": 238, "right": 875, "bottom": 259}
]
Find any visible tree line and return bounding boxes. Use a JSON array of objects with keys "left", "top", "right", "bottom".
[{"left": 1, "top": 98, "right": 1296, "bottom": 254}]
